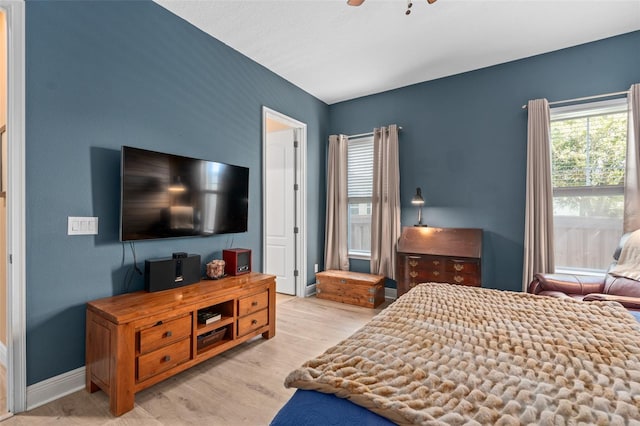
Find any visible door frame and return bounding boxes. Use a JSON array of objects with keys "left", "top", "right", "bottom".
[
  {"left": 1, "top": 0, "right": 26, "bottom": 414},
  {"left": 262, "top": 107, "right": 307, "bottom": 297}
]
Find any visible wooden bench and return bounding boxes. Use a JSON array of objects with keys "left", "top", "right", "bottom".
[{"left": 315, "top": 270, "right": 385, "bottom": 308}]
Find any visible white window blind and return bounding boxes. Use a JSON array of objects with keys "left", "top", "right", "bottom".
[
  {"left": 348, "top": 138, "right": 373, "bottom": 199},
  {"left": 347, "top": 137, "right": 373, "bottom": 257}
]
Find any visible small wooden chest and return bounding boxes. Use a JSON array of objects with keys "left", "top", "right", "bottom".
[{"left": 315, "top": 270, "right": 385, "bottom": 308}]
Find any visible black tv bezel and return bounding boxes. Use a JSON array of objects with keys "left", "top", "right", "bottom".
[{"left": 119, "top": 146, "right": 249, "bottom": 242}]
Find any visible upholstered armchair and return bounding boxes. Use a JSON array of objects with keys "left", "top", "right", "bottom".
[{"left": 528, "top": 232, "right": 640, "bottom": 311}]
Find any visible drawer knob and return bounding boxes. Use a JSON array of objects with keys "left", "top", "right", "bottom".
[
  {"left": 165, "top": 331, "right": 172, "bottom": 338},
  {"left": 454, "top": 264, "right": 464, "bottom": 271},
  {"left": 251, "top": 319, "right": 258, "bottom": 325},
  {"left": 454, "top": 275, "right": 464, "bottom": 283},
  {"left": 433, "top": 260, "right": 440, "bottom": 266},
  {"left": 163, "top": 355, "right": 171, "bottom": 362},
  {"left": 340, "top": 279, "right": 346, "bottom": 284},
  {"left": 409, "top": 260, "right": 418, "bottom": 267},
  {"left": 409, "top": 271, "right": 418, "bottom": 278},
  {"left": 252, "top": 301, "right": 258, "bottom": 307},
  {"left": 433, "top": 271, "right": 439, "bottom": 276}
]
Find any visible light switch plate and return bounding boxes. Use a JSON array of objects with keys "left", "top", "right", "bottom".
[{"left": 68, "top": 216, "right": 99, "bottom": 235}]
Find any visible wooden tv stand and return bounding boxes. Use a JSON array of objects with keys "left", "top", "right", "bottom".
[{"left": 85, "top": 272, "right": 276, "bottom": 416}]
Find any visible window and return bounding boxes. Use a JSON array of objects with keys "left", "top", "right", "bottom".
[
  {"left": 347, "top": 136, "right": 373, "bottom": 257},
  {"left": 550, "top": 98, "right": 628, "bottom": 273}
]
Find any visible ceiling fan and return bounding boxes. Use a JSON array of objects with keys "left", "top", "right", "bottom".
[{"left": 347, "top": 0, "right": 438, "bottom": 15}]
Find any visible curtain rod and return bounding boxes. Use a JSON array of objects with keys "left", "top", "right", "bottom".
[
  {"left": 521, "top": 90, "right": 629, "bottom": 109},
  {"left": 348, "top": 126, "right": 403, "bottom": 139}
]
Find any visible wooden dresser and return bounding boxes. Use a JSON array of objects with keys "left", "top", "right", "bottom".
[
  {"left": 85, "top": 272, "right": 275, "bottom": 416},
  {"left": 396, "top": 227, "right": 482, "bottom": 297}
]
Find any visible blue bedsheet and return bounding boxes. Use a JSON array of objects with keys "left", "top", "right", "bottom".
[{"left": 270, "top": 389, "right": 395, "bottom": 426}]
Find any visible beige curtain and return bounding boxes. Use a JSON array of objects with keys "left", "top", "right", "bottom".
[
  {"left": 624, "top": 83, "right": 640, "bottom": 233},
  {"left": 370, "top": 125, "right": 401, "bottom": 279},
  {"left": 522, "top": 99, "right": 554, "bottom": 291},
  {"left": 324, "top": 134, "right": 349, "bottom": 271}
]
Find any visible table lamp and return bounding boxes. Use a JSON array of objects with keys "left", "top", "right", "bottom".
[{"left": 411, "top": 187, "right": 425, "bottom": 226}]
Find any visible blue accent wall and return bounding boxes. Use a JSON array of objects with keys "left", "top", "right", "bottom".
[
  {"left": 329, "top": 31, "right": 640, "bottom": 293},
  {"left": 24, "top": 0, "right": 639, "bottom": 387},
  {"left": 25, "top": 1, "right": 328, "bottom": 385}
]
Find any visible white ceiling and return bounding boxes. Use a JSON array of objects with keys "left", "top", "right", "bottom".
[{"left": 155, "top": 0, "right": 640, "bottom": 105}]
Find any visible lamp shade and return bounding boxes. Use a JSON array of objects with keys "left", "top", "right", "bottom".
[{"left": 411, "top": 187, "right": 424, "bottom": 205}]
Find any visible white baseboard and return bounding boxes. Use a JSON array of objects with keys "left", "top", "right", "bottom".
[
  {"left": 0, "top": 342, "right": 6, "bottom": 367},
  {"left": 26, "top": 366, "right": 85, "bottom": 411},
  {"left": 385, "top": 287, "right": 397, "bottom": 300},
  {"left": 305, "top": 283, "right": 316, "bottom": 297}
]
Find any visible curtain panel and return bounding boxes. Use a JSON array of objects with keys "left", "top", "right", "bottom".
[
  {"left": 624, "top": 83, "right": 640, "bottom": 233},
  {"left": 324, "top": 134, "right": 349, "bottom": 271},
  {"left": 522, "top": 99, "right": 554, "bottom": 291},
  {"left": 370, "top": 125, "right": 401, "bottom": 279}
]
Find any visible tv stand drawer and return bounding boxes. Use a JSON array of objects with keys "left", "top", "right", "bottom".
[
  {"left": 137, "top": 338, "right": 190, "bottom": 382},
  {"left": 237, "top": 309, "right": 268, "bottom": 337},
  {"left": 238, "top": 291, "right": 269, "bottom": 316},
  {"left": 139, "top": 314, "right": 191, "bottom": 354}
]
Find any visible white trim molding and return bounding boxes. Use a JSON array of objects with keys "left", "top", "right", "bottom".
[
  {"left": 262, "top": 107, "right": 308, "bottom": 298},
  {"left": 305, "top": 283, "right": 316, "bottom": 297},
  {"left": 1, "top": 0, "right": 26, "bottom": 414},
  {"left": 26, "top": 367, "right": 85, "bottom": 411}
]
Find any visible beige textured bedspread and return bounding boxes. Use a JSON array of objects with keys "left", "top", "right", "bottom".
[{"left": 285, "top": 283, "right": 640, "bottom": 425}]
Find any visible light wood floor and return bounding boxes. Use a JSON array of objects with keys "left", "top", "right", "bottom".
[{"left": 1, "top": 294, "right": 391, "bottom": 425}]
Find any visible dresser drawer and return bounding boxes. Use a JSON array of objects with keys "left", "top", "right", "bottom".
[
  {"left": 238, "top": 291, "right": 269, "bottom": 317},
  {"left": 407, "top": 266, "right": 443, "bottom": 282},
  {"left": 237, "top": 309, "right": 268, "bottom": 337},
  {"left": 402, "top": 255, "right": 444, "bottom": 281},
  {"left": 439, "top": 272, "right": 481, "bottom": 287},
  {"left": 139, "top": 315, "right": 192, "bottom": 354},
  {"left": 137, "top": 338, "right": 190, "bottom": 382},
  {"left": 397, "top": 251, "right": 482, "bottom": 296},
  {"left": 444, "top": 259, "right": 480, "bottom": 275}
]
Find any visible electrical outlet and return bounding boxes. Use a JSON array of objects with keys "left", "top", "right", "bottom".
[
  {"left": 314, "top": 263, "right": 318, "bottom": 273},
  {"left": 68, "top": 216, "right": 99, "bottom": 235}
]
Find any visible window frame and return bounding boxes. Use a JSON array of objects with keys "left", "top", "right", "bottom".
[{"left": 549, "top": 97, "right": 628, "bottom": 274}]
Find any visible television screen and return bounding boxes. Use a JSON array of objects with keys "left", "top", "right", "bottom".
[{"left": 120, "top": 146, "right": 249, "bottom": 241}]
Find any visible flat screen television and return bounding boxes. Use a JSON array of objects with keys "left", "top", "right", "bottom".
[{"left": 120, "top": 146, "right": 249, "bottom": 241}]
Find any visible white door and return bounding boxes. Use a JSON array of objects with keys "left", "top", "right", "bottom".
[{"left": 265, "top": 129, "right": 296, "bottom": 294}]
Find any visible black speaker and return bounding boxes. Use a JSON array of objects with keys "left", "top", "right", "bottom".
[{"left": 145, "top": 254, "right": 201, "bottom": 292}]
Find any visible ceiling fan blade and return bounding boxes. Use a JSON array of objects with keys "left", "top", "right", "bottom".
[{"left": 347, "top": 0, "right": 366, "bottom": 6}]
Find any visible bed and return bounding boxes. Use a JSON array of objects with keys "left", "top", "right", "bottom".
[{"left": 271, "top": 283, "right": 640, "bottom": 425}]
